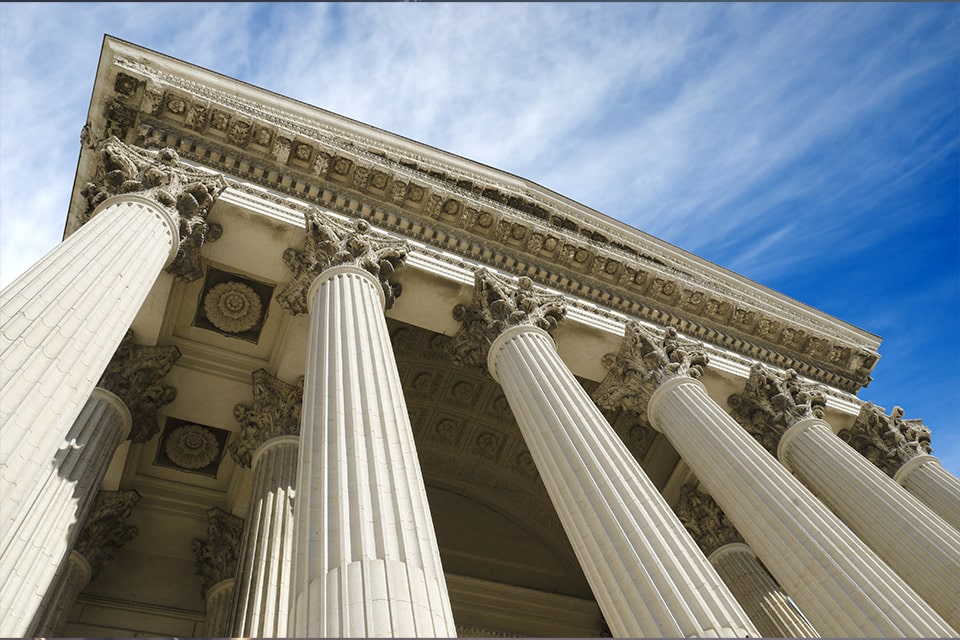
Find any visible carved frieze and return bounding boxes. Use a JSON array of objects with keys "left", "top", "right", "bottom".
[
  {"left": 98, "top": 330, "right": 180, "bottom": 443},
  {"left": 592, "top": 322, "right": 709, "bottom": 423},
  {"left": 675, "top": 484, "right": 743, "bottom": 557},
  {"left": 276, "top": 207, "right": 409, "bottom": 314},
  {"left": 229, "top": 369, "right": 304, "bottom": 468},
  {"left": 192, "top": 507, "right": 245, "bottom": 597},
  {"left": 98, "top": 53, "right": 883, "bottom": 392},
  {"left": 74, "top": 490, "right": 141, "bottom": 579},
  {"left": 79, "top": 136, "right": 228, "bottom": 281},
  {"left": 838, "top": 403, "right": 933, "bottom": 477},
  {"left": 449, "top": 269, "right": 566, "bottom": 370},
  {"left": 727, "top": 363, "right": 827, "bottom": 455}
]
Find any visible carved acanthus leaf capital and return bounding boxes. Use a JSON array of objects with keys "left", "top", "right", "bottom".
[
  {"left": 99, "top": 330, "right": 181, "bottom": 442},
  {"left": 838, "top": 403, "right": 932, "bottom": 477},
  {"left": 727, "top": 363, "right": 826, "bottom": 455},
  {"left": 80, "top": 136, "right": 228, "bottom": 281},
  {"left": 592, "top": 322, "right": 708, "bottom": 421},
  {"left": 228, "top": 369, "right": 304, "bottom": 468},
  {"left": 276, "top": 207, "right": 409, "bottom": 314},
  {"left": 448, "top": 268, "right": 566, "bottom": 369},
  {"left": 192, "top": 507, "right": 245, "bottom": 597},
  {"left": 675, "top": 484, "right": 743, "bottom": 557},
  {"left": 74, "top": 490, "right": 141, "bottom": 579}
]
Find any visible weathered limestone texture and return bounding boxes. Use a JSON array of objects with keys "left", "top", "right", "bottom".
[
  {"left": 595, "top": 321, "right": 956, "bottom": 637},
  {"left": 676, "top": 484, "right": 820, "bottom": 638},
  {"left": 228, "top": 369, "right": 303, "bottom": 637},
  {"left": 730, "top": 364, "right": 960, "bottom": 628},
  {"left": 32, "top": 490, "right": 140, "bottom": 636},
  {"left": 451, "top": 270, "right": 758, "bottom": 638},
  {"left": 282, "top": 209, "right": 456, "bottom": 637},
  {"left": 0, "top": 138, "right": 223, "bottom": 589},
  {"left": 194, "top": 507, "right": 245, "bottom": 637},
  {"left": 0, "top": 389, "right": 131, "bottom": 636},
  {"left": 839, "top": 403, "right": 960, "bottom": 530}
]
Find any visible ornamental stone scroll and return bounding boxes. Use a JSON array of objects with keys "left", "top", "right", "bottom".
[
  {"left": 276, "top": 207, "right": 409, "bottom": 314},
  {"left": 79, "top": 136, "right": 228, "bottom": 281}
]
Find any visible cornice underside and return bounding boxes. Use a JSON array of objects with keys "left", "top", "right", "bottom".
[{"left": 79, "top": 66, "right": 877, "bottom": 393}]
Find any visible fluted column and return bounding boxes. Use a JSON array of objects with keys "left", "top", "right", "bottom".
[
  {"left": 594, "top": 322, "right": 956, "bottom": 638},
  {"left": 676, "top": 484, "right": 820, "bottom": 638},
  {"left": 450, "top": 270, "right": 757, "bottom": 638},
  {"left": 1, "top": 137, "right": 224, "bottom": 569},
  {"left": 194, "top": 507, "right": 245, "bottom": 637},
  {"left": 729, "top": 365, "right": 960, "bottom": 628},
  {"left": 279, "top": 209, "right": 456, "bottom": 637},
  {"left": 0, "top": 389, "right": 130, "bottom": 636},
  {"left": 33, "top": 490, "right": 140, "bottom": 636},
  {"left": 839, "top": 403, "right": 960, "bottom": 530},
  {"left": 227, "top": 369, "right": 303, "bottom": 637}
]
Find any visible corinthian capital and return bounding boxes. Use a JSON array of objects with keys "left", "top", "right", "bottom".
[
  {"left": 838, "top": 403, "right": 932, "bottom": 477},
  {"left": 80, "top": 136, "right": 228, "bottom": 281},
  {"left": 228, "top": 369, "right": 304, "bottom": 468},
  {"left": 448, "top": 269, "right": 566, "bottom": 369},
  {"left": 727, "top": 363, "right": 826, "bottom": 455},
  {"left": 192, "top": 507, "right": 245, "bottom": 597},
  {"left": 592, "top": 322, "right": 708, "bottom": 421},
  {"left": 675, "top": 484, "right": 743, "bottom": 557},
  {"left": 276, "top": 208, "right": 409, "bottom": 314},
  {"left": 99, "top": 331, "right": 181, "bottom": 442},
  {"left": 74, "top": 490, "right": 141, "bottom": 579}
]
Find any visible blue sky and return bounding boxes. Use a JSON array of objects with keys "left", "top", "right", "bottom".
[{"left": 1, "top": 3, "right": 957, "bottom": 476}]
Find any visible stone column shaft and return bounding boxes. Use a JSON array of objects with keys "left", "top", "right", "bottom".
[
  {"left": 31, "top": 551, "right": 91, "bottom": 637},
  {"left": 709, "top": 543, "right": 819, "bottom": 639},
  {"left": 206, "top": 578, "right": 235, "bottom": 637},
  {"left": 0, "top": 195, "right": 175, "bottom": 543},
  {"left": 896, "top": 455, "right": 960, "bottom": 531},
  {"left": 291, "top": 266, "right": 456, "bottom": 637},
  {"left": 230, "top": 436, "right": 298, "bottom": 637},
  {"left": 780, "top": 418, "right": 960, "bottom": 628},
  {"left": 0, "top": 389, "right": 130, "bottom": 636},
  {"left": 490, "top": 326, "right": 757, "bottom": 638},
  {"left": 649, "top": 376, "right": 955, "bottom": 637}
]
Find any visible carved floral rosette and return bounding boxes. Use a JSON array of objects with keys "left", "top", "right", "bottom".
[
  {"left": 727, "top": 363, "right": 826, "bottom": 455},
  {"left": 838, "top": 403, "right": 933, "bottom": 477},
  {"left": 98, "top": 330, "right": 181, "bottom": 442},
  {"left": 276, "top": 207, "right": 409, "bottom": 314},
  {"left": 449, "top": 268, "right": 566, "bottom": 370},
  {"left": 79, "top": 136, "right": 228, "bottom": 281},
  {"left": 592, "top": 321, "right": 709, "bottom": 424},
  {"left": 228, "top": 369, "right": 304, "bottom": 468},
  {"left": 675, "top": 484, "right": 744, "bottom": 557}
]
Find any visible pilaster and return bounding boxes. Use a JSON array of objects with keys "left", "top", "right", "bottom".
[
  {"left": 453, "top": 271, "right": 757, "bottom": 638},
  {"left": 595, "top": 321, "right": 955, "bottom": 637}
]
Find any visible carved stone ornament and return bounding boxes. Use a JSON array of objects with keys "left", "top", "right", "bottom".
[
  {"left": 838, "top": 403, "right": 933, "bottom": 477},
  {"left": 79, "top": 136, "right": 228, "bottom": 281},
  {"left": 592, "top": 321, "right": 709, "bottom": 423},
  {"left": 203, "top": 280, "right": 263, "bottom": 333},
  {"left": 192, "top": 507, "right": 245, "bottom": 597},
  {"left": 74, "top": 489, "right": 141, "bottom": 579},
  {"left": 165, "top": 424, "right": 221, "bottom": 469},
  {"left": 276, "top": 207, "right": 409, "bottom": 314},
  {"left": 98, "top": 330, "right": 181, "bottom": 442},
  {"left": 675, "top": 484, "right": 743, "bottom": 557},
  {"left": 727, "top": 363, "right": 827, "bottom": 455},
  {"left": 448, "top": 268, "right": 567, "bottom": 369},
  {"left": 228, "top": 369, "right": 304, "bottom": 468}
]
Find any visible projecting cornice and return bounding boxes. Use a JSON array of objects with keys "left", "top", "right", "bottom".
[{"left": 67, "top": 36, "right": 882, "bottom": 392}]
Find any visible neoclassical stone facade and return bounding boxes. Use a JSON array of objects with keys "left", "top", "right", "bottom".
[{"left": 1, "top": 36, "right": 958, "bottom": 637}]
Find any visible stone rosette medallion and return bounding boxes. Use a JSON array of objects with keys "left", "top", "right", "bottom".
[
  {"left": 165, "top": 423, "right": 221, "bottom": 470},
  {"left": 203, "top": 280, "right": 263, "bottom": 334}
]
